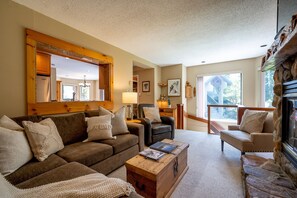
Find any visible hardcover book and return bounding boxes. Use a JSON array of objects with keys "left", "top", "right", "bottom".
[
  {"left": 139, "top": 148, "right": 166, "bottom": 161},
  {"left": 149, "top": 141, "right": 177, "bottom": 153}
]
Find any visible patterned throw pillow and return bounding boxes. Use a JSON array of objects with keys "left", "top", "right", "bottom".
[
  {"left": 239, "top": 110, "right": 268, "bottom": 133},
  {"left": 143, "top": 107, "right": 162, "bottom": 123},
  {"left": 0, "top": 116, "right": 33, "bottom": 176},
  {"left": 99, "top": 106, "right": 129, "bottom": 135},
  {"left": 86, "top": 115, "right": 115, "bottom": 141},
  {"left": 22, "top": 118, "right": 64, "bottom": 161}
]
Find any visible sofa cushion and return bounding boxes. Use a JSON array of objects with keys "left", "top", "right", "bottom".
[
  {"left": 84, "top": 110, "right": 100, "bottom": 117},
  {"left": 152, "top": 123, "right": 172, "bottom": 135},
  {"left": 16, "top": 162, "right": 96, "bottom": 189},
  {"left": 5, "top": 154, "right": 67, "bottom": 185},
  {"left": 44, "top": 113, "right": 87, "bottom": 145},
  {"left": 12, "top": 115, "right": 42, "bottom": 127},
  {"left": 239, "top": 110, "right": 268, "bottom": 133},
  {"left": 100, "top": 134, "right": 138, "bottom": 154},
  {"left": 57, "top": 142, "right": 113, "bottom": 166},
  {"left": 22, "top": 118, "right": 64, "bottom": 161}
]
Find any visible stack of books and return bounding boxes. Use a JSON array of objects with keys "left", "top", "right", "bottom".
[{"left": 139, "top": 141, "right": 177, "bottom": 161}]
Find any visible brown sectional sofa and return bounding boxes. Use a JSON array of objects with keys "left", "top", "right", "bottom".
[{"left": 4, "top": 111, "right": 144, "bottom": 197}]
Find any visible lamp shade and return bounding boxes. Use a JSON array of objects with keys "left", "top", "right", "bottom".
[{"left": 122, "top": 92, "right": 138, "bottom": 104}]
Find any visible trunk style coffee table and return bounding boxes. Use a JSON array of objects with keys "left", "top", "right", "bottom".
[{"left": 125, "top": 139, "right": 189, "bottom": 198}]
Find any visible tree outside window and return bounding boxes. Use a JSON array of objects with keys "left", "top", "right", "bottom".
[
  {"left": 264, "top": 70, "right": 274, "bottom": 107},
  {"left": 197, "top": 73, "right": 242, "bottom": 121}
]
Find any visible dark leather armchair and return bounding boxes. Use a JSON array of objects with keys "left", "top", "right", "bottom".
[{"left": 137, "top": 104, "right": 175, "bottom": 146}]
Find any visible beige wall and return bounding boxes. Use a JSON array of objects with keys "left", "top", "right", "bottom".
[
  {"left": 186, "top": 58, "right": 261, "bottom": 116},
  {"left": 0, "top": 0, "right": 159, "bottom": 116},
  {"left": 161, "top": 64, "right": 183, "bottom": 107},
  {"left": 133, "top": 69, "right": 155, "bottom": 104},
  {"left": 254, "top": 56, "right": 265, "bottom": 107}
]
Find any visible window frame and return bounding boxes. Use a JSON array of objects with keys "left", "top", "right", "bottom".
[{"left": 196, "top": 71, "right": 243, "bottom": 120}]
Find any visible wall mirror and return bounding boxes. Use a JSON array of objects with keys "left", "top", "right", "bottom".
[{"left": 26, "top": 29, "right": 113, "bottom": 115}]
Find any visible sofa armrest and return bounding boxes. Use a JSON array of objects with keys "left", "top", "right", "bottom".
[
  {"left": 137, "top": 118, "right": 153, "bottom": 146},
  {"left": 127, "top": 122, "right": 144, "bottom": 151},
  {"left": 228, "top": 125, "right": 240, "bottom": 130}
]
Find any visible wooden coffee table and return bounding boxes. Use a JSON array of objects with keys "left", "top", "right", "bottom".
[{"left": 125, "top": 139, "right": 189, "bottom": 198}]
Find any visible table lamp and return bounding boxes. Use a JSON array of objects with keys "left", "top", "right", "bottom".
[{"left": 122, "top": 92, "right": 138, "bottom": 120}]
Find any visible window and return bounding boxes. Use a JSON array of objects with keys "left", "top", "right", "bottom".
[
  {"left": 197, "top": 73, "right": 242, "bottom": 121},
  {"left": 62, "top": 85, "right": 76, "bottom": 101},
  {"left": 264, "top": 70, "right": 274, "bottom": 107},
  {"left": 80, "top": 86, "right": 90, "bottom": 101}
]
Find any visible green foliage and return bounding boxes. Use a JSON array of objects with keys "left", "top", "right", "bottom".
[
  {"left": 264, "top": 70, "right": 274, "bottom": 107},
  {"left": 205, "top": 73, "right": 241, "bottom": 120}
]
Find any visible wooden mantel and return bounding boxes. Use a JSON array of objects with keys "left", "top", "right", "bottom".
[{"left": 261, "top": 27, "right": 297, "bottom": 71}]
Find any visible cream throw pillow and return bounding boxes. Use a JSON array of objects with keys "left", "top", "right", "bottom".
[
  {"left": 87, "top": 115, "right": 115, "bottom": 141},
  {"left": 22, "top": 118, "right": 64, "bottom": 161},
  {"left": 0, "top": 115, "right": 23, "bottom": 131},
  {"left": 143, "top": 107, "right": 162, "bottom": 123},
  {"left": 239, "top": 110, "right": 268, "bottom": 134},
  {"left": 0, "top": 116, "right": 33, "bottom": 176},
  {"left": 99, "top": 106, "right": 129, "bottom": 135}
]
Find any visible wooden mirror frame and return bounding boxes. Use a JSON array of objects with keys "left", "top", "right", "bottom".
[{"left": 26, "top": 29, "right": 113, "bottom": 115}]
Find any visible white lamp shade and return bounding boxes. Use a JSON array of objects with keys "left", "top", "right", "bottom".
[{"left": 122, "top": 92, "right": 138, "bottom": 104}]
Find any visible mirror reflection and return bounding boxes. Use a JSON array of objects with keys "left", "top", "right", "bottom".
[{"left": 36, "top": 44, "right": 105, "bottom": 102}]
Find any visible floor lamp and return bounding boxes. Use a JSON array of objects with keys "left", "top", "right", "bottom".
[{"left": 122, "top": 92, "right": 138, "bottom": 120}]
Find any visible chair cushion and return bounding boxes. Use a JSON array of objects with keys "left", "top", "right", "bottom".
[
  {"left": 100, "top": 134, "right": 138, "bottom": 154},
  {"left": 152, "top": 123, "right": 172, "bottom": 135},
  {"left": 57, "top": 142, "right": 113, "bottom": 166},
  {"left": 5, "top": 154, "right": 67, "bottom": 186},
  {"left": 220, "top": 130, "right": 252, "bottom": 151},
  {"left": 16, "top": 162, "right": 96, "bottom": 189}
]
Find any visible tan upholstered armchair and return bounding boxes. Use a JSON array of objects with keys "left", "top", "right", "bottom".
[{"left": 220, "top": 107, "right": 275, "bottom": 155}]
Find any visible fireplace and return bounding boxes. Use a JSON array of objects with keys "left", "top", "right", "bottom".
[{"left": 282, "top": 80, "right": 297, "bottom": 168}]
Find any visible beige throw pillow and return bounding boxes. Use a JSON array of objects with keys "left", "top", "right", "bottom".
[
  {"left": 86, "top": 115, "right": 115, "bottom": 141},
  {"left": 0, "top": 124, "right": 33, "bottom": 176},
  {"left": 99, "top": 106, "right": 129, "bottom": 135},
  {"left": 239, "top": 110, "right": 268, "bottom": 134},
  {"left": 0, "top": 115, "right": 23, "bottom": 131},
  {"left": 22, "top": 118, "right": 64, "bottom": 161},
  {"left": 143, "top": 107, "right": 162, "bottom": 123}
]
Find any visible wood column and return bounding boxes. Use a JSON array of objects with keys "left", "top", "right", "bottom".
[{"left": 177, "top": 104, "right": 184, "bottom": 129}]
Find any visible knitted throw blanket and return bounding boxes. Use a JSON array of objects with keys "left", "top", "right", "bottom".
[{"left": 0, "top": 173, "right": 135, "bottom": 198}]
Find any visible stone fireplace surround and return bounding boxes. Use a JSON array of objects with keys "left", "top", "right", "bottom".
[
  {"left": 241, "top": 14, "right": 297, "bottom": 197},
  {"left": 273, "top": 58, "right": 297, "bottom": 185}
]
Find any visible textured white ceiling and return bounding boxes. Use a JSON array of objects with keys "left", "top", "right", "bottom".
[{"left": 13, "top": 0, "right": 277, "bottom": 67}]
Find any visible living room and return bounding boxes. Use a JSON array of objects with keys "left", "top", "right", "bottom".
[{"left": 1, "top": 0, "right": 297, "bottom": 197}]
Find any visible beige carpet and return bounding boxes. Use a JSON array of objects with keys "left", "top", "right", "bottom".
[{"left": 108, "top": 129, "right": 273, "bottom": 198}]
